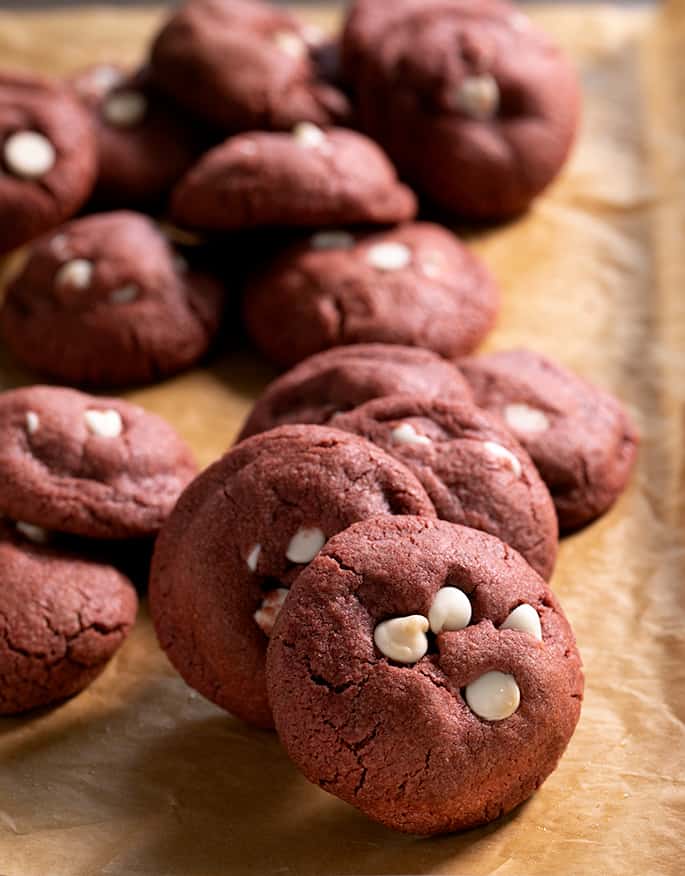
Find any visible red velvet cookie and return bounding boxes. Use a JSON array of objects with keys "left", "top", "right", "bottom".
[
  {"left": 0, "top": 211, "right": 225, "bottom": 387},
  {"left": 331, "top": 395, "right": 558, "bottom": 579},
  {"left": 0, "top": 386, "right": 197, "bottom": 540},
  {"left": 267, "top": 515, "right": 583, "bottom": 835},
  {"left": 150, "top": 424, "right": 436, "bottom": 728},
  {"left": 237, "top": 343, "right": 473, "bottom": 441},
  {"left": 0, "top": 522, "right": 138, "bottom": 715},
  {"left": 149, "top": 0, "right": 349, "bottom": 132},
  {"left": 460, "top": 349, "right": 639, "bottom": 530},
  {"left": 0, "top": 70, "right": 96, "bottom": 254},
  {"left": 70, "top": 65, "right": 207, "bottom": 208},
  {"left": 170, "top": 127, "right": 416, "bottom": 231},
  {"left": 243, "top": 223, "right": 499, "bottom": 368},
  {"left": 342, "top": 0, "right": 580, "bottom": 218}
]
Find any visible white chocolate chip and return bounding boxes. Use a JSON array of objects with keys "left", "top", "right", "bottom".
[
  {"left": 3, "top": 131, "right": 56, "bottom": 179},
  {"left": 49, "top": 234, "right": 72, "bottom": 259},
  {"left": 87, "top": 64, "right": 125, "bottom": 95},
  {"left": 419, "top": 249, "right": 448, "bottom": 278},
  {"left": 55, "top": 259, "right": 93, "bottom": 291},
  {"left": 310, "top": 230, "right": 355, "bottom": 251},
  {"left": 374, "top": 615, "right": 429, "bottom": 664},
  {"left": 391, "top": 422, "right": 432, "bottom": 447},
  {"left": 366, "top": 242, "right": 412, "bottom": 272},
  {"left": 483, "top": 441, "right": 522, "bottom": 478},
  {"left": 25, "top": 411, "right": 40, "bottom": 435},
  {"left": 501, "top": 604, "right": 542, "bottom": 641},
  {"left": 102, "top": 90, "right": 148, "bottom": 127},
  {"left": 465, "top": 671, "right": 520, "bottom": 721},
  {"left": 286, "top": 527, "right": 326, "bottom": 564},
  {"left": 273, "top": 30, "right": 307, "bottom": 59},
  {"left": 292, "top": 122, "right": 327, "bottom": 149},
  {"left": 254, "top": 588, "right": 289, "bottom": 636},
  {"left": 504, "top": 403, "right": 550, "bottom": 436},
  {"left": 84, "top": 408, "right": 123, "bottom": 438},
  {"left": 16, "top": 521, "right": 49, "bottom": 544},
  {"left": 452, "top": 74, "right": 500, "bottom": 121},
  {"left": 246, "top": 543, "right": 262, "bottom": 572},
  {"left": 428, "top": 587, "right": 472, "bottom": 634},
  {"left": 109, "top": 284, "right": 138, "bottom": 305}
]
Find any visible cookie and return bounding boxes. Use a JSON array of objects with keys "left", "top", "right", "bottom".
[
  {"left": 0, "top": 522, "right": 138, "bottom": 715},
  {"left": 243, "top": 223, "right": 499, "bottom": 368},
  {"left": 149, "top": 0, "right": 349, "bottom": 132},
  {"left": 170, "top": 127, "right": 416, "bottom": 232},
  {"left": 70, "top": 65, "right": 207, "bottom": 208},
  {"left": 237, "top": 343, "right": 473, "bottom": 441},
  {"left": 0, "top": 211, "right": 225, "bottom": 387},
  {"left": 342, "top": 0, "right": 580, "bottom": 218},
  {"left": 0, "top": 70, "right": 97, "bottom": 254},
  {"left": 150, "top": 424, "right": 436, "bottom": 727},
  {"left": 331, "top": 395, "right": 558, "bottom": 578},
  {"left": 0, "top": 385, "right": 197, "bottom": 540},
  {"left": 460, "top": 349, "right": 639, "bottom": 530},
  {"left": 267, "top": 515, "right": 583, "bottom": 835}
]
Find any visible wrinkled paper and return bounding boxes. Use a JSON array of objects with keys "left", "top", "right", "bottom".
[{"left": 0, "top": 4, "right": 683, "bottom": 874}]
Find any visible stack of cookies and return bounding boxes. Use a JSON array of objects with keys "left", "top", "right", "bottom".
[{"left": 0, "top": 0, "right": 639, "bottom": 838}]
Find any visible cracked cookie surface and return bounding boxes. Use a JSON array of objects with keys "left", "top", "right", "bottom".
[
  {"left": 149, "top": 424, "right": 436, "bottom": 728},
  {"left": 170, "top": 127, "right": 416, "bottom": 231},
  {"left": 0, "top": 211, "right": 225, "bottom": 387},
  {"left": 460, "top": 349, "right": 639, "bottom": 530},
  {"left": 0, "top": 385, "right": 197, "bottom": 539},
  {"left": 237, "top": 343, "right": 473, "bottom": 441},
  {"left": 243, "top": 222, "right": 499, "bottom": 368},
  {"left": 0, "top": 70, "right": 97, "bottom": 254},
  {"left": 267, "top": 515, "right": 583, "bottom": 835},
  {"left": 331, "top": 394, "right": 558, "bottom": 578},
  {"left": 0, "top": 522, "right": 138, "bottom": 715}
]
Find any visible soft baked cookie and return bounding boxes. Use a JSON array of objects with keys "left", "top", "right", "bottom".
[
  {"left": 70, "top": 65, "right": 207, "bottom": 208},
  {"left": 237, "top": 343, "right": 473, "bottom": 441},
  {"left": 342, "top": 0, "right": 580, "bottom": 218},
  {"left": 149, "top": 0, "right": 349, "bottom": 131},
  {"left": 267, "top": 515, "right": 583, "bottom": 835},
  {"left": 460, "top": 349, "right": 639, "bottom": 530},
  {"left": 0, "top": 70, "right": 96, "bottom": 254},
  {"left": 150, "top": 424, "right": 436, "bottom": 727},
  {"left": 0, "top": 211, "right": 225, "bottom": 387},
  {"left": 170, "top": 127, "right": 416, "bottom": 231},
  {"left": 0, "top": 385, "right": 197, "bottom": 540},
  {"left": 0, "top": 522, "right": 138, "bottom": 715},
  {"left": 331, "top": 395, "right": 557, "bottom": 578},
  {"left": 243, "top": 223, "right": 499, "bottom": 368}
]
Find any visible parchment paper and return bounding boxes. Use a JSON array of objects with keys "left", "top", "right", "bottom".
[{"left": 0, "top": 4, "right": 683, "bottom": 874}]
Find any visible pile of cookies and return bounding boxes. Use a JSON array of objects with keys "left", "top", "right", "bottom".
[{"left": 0, "top": 0, "right": 638, "bottom": 838}]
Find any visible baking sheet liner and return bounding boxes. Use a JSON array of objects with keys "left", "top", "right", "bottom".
[{"left": 0, "top": 3, "right": 683, "bottom": 874}]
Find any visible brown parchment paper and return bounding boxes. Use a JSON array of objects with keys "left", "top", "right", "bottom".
[{"left": 0, "top": 3, "right": 683, "bottom": 874}]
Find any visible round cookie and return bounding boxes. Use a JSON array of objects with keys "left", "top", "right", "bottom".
[
  {"left": 150, "top": 424, "right": 436, "bottom": 728},
  {"left": 0, "top": 522, "right": 138, "bottom": 715},
  {"left": 331, "top": 395, "right": 558, "bottom": 579},
  {"left": 243, "top": 223, "right": 499, "bottom": 368},
  {"left": 342, "top": 0, "right": 580, "bottom": 218},
  {"left": 170, "top": 127, "right": 416, "bottom": 232},
  {"left": 460, "top": 349, "right": 639, "bottom": 530},
  {"left": 267, "top": 515, "right": 583, "bottom": 835},
  {"left": 149, "top": 0, "right": 349, "bottom": 132},
  {"left": 0, "top": 70, "right": 97, "bottom": 255},
  {"left": 70, "top": 65, "right": 207, "bottom": 208},
  {"left": 0, "top": 385, "right": 198, "bottom": 540},
  {"left": 0, "top": 211, "right": 225, "bottom": 387},
  {"left": 237, "top": 343, "right": 473, "bottom": 441}
]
